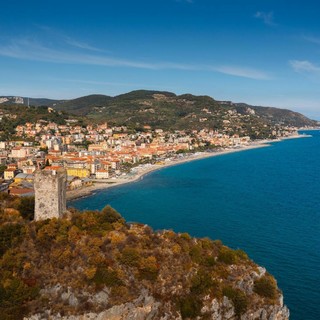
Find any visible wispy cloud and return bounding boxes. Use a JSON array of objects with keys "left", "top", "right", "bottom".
[
  {"left": 289, "top": 60, "right": 320, "bottom": 73},
  {"left": 212, "top": 65, "right": 270, "bottom": 80},
  {"left": 36, "top": 25, "right": 103, "bottom": 52},
  {"left": 302, "top": 35, "right": 320, "bottom": 45},
  {"left": 0, "top": 37, "right": 269, "bottom": 80},
  {"left": 254, "top": 11, "right": 277, "bottom": 26},
  {"left": 63, "top": 37, "right": 103, "bottom": 52},
  {"left": 0, "top": 38, "right": 161, "bottom": 69}
]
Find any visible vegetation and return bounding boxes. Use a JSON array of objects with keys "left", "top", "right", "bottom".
[
  {"left": 254, "top": 274, "right": 278, "bottom": 300},
  {"left": 0, "top": 194, "right": 282, "bottom": 319},
  {"left": 1, "top": 90, "right": 317, "bottom": 141},
  {"left": 222, "top": 286, "right": 249, "bottom": 318},
  {"left": 0, "top": 105, "right": 68, "bottom": 140}
]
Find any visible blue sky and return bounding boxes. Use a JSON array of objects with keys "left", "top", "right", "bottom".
[{"left": 1, "top": 0, "right": 320, "bottom": 119}]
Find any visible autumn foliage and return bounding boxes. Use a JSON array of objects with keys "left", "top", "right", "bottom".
[{"left": 0, "top": 194, "right": 281, "bottom": 319}]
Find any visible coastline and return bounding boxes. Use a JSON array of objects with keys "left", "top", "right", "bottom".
[{"left": 67, "top": 134, "right": 309, "bottom": 201}]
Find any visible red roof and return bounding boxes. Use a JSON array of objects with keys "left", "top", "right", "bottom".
[
  {"left": 9, "top": 188, "right": 34, "bottom": 195},
  {"left": 44, "top": 166, "right": 63, "bottom": 170}
]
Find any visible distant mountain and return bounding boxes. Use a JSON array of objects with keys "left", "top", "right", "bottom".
[
  {"left": 221, "top": 101, "right": 316, "bottom": 128},
  {"left": 1, "top": 91, "right": 318, "bottom": 133},
  {"left": 0, "top": 96, "right": 60, "bottom": 107}
]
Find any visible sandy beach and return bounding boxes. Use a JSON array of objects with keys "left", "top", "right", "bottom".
[{"left": 67, "top": 134, "right": 311, "bottom": 201}]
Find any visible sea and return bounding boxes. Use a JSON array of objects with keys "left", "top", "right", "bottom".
[{"left": 70, "top": 130, "right": 320, "bottom": 320}]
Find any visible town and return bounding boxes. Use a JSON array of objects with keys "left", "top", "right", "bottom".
[{"left": 0, "top": 115, "right": 299, "bottom": 197}]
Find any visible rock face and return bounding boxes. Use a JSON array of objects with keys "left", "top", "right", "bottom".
[
  {"left": 34, "top": 168, "right": 67, "bottom": 221},
  {"left": 25, "top": 290, "right": 289, "bottom": 320}
]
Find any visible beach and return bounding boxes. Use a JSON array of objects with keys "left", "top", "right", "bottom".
[
  {"left": 67, "top": 134, "right": 311, "bottom": 201},
  {"left": 66, "top": 140, "right": 266, "bottom": 201}
]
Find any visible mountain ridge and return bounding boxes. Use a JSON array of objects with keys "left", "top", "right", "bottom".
[{"left": 1, "top": 90, "right": 318, "bottom": 132}]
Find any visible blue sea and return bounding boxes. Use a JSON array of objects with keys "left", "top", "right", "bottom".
[{"left": 70, "top": 131, "right": 320, "bottom": 320}]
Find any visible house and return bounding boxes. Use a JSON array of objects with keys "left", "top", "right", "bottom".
[
  {"left": 95, "top": 169, "right": 109, "bottom": 179},
  {"left": 10, "top": 147, "right": 28, "bottom": 158},
  {"left": 14, "top": 173, "right": 34, "bottom": 184},
  {"left": 9, "top": 187, "right": 34, "bottom": 197},
  {"left": 4, "top": 168, "right": 16, "bottom": 180},
  {"left": 67, "top": 176, "right": 83, "bottom": 190},
  {"left": 7, "top": 164, "right": 18, "bottom": 170},
  {"left": 66, "top": 167, "right": 90, "bottom": 178}
]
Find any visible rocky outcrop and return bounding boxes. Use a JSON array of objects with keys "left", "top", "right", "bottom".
[
  {"left": 25, "top": 283, "right": 289, "bottom": 320},
  {"left": 25, "top": 291, "right": 289, "bottom": 320},
  {"left": 2, "top": 206, "right": 289, "bottom": 320}
]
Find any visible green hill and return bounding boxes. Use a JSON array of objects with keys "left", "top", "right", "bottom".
[
  {"left": 1, "top": 91, "right": 318, "bottom": 138},
  {"left": 53, "top": 94, "right": 113, "bottom": 115},
  {"left": 53, "top": 90, "right": 317, "bottom": 130}
]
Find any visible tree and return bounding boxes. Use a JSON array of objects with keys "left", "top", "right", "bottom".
[{"left": 16, "top": 197, "right": 35, "bottom": 221}]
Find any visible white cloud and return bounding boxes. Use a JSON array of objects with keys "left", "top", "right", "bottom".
[
  {"left": 289, "top": 60, "right": 320, "bottom": 73},
  {"left": 254, "top": 11, "right": 277, "bottom": 26},
  {"left": 211, "top": 65, "right": 271, "bottom": 80},
  {"left": 0, "top": 37, "right": 269, "bottom": 80}
]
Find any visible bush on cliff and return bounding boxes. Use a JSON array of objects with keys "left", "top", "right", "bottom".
[{"left": 254, "top": 274, "right": 278, "bottom": 300}]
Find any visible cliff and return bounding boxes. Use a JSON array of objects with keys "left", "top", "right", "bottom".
[{"left": 0, "top": 194, "right": 289, "bottom": 320}]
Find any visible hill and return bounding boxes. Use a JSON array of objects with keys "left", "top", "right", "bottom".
[
  {"left": 1, "top": 91, "right": 317, "bottom": 139},
  {"left": 53, "top": 94, "right": 113, "bottom": 115},
  {"left": 52, "top": 90, "right": 319, "bottom": 130},
  {"left": 0, "top": 105, "right": 70, "bottom": 140},
  {"left": 0, "top": 194, "right": 289, "bottom": 320}
]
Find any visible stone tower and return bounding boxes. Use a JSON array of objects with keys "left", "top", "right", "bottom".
[{"left": 34, "top": 168, "right": 67, "bottom": 221}]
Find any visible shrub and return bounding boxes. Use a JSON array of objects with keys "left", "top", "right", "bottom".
[
  {"left": 180, "top": 232, "right": 191, "bottom": 240},
  {"left": 218, "top": 247, "right": 238, "bottom": 265},
  {"left": 222, "top": 286, "right": 248, "bottom": 317},
  {"left": 101, "top": 206, "right": 124, "bottom": 224},
  {"left": 204, "top": 255, "right": 216, "bottom": 267},
  {"left": 254, "top": 275, "right": 278, "bottom": 300},
  {"left": 138, "top": 256, "right": 159, "bottom": 281},
  {"left": 16, "top": 197, "right": 34, "bottom": 221},
  {"left": 119, "top": 247, "right": 140, "bottom": 267},
  {"left": 190, "top": 269, "right": 215, "bottom": 295},
  {"left": 0, "top": 277, "right": 39, "bottom": 320},
  {"left": 235, "top": 249, "right": 248, "bottom": 261},
  {"left": 0, "top": 223, "right": 24, "bottom": 256},
  {"left": 179, "top": 295, "right": 202, "bottom": 319},
  {"left": 92, "top": 267, "right": 123, "bottom": 287},
  {"left": 200, "top": 237, "right": 214, "bottom": 250},
  {"left": 189, "top": 245, "right": 202, "bottom": 263}
]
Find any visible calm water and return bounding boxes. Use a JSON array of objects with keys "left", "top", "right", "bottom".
[{"left": 70, "top": 131, "right": 320, "bottom": 320}]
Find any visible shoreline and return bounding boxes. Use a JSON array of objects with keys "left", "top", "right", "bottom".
[{"left": 67, "top": 134, "right": 310, "bottom": 202}]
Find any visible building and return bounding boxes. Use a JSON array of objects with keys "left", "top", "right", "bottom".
[
  {"left": 95, "top": 169, "right": 109, "bottom": 179},
  {"left": 34, "top": 168, "right": 67, "bottom": 221},
  {"left": 4, "top": 168, "right": 16, "bottom": 180},
  {"left": 66, "top": 167, "right": 90, "bottom": 178}
]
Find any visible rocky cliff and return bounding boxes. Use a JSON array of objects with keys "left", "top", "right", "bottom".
[{"left": 0, "top": 198, "right": 289, "bottom": 319}]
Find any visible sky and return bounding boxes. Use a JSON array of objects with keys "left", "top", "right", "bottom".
[{"left": 1, "top": 0, "right": 320, "bottom": 119}]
